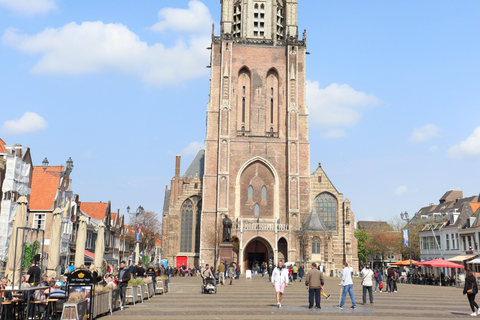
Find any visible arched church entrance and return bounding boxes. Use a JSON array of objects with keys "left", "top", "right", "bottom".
[
  {"left": 278, "top": 238, "right": 288, "bottom": 262},
  {"left": 244, "top": 237, "right": 273, "bottom": 271}
]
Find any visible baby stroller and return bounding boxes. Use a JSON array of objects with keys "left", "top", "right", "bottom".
[{"left": 201, "top": 276, "right": 217, "bottom": 294}]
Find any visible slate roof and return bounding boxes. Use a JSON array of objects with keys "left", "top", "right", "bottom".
[
  {"left": 302, "top": 207, "right": 327, "bottom": 232},
  {"left": 183, "top": 149, "right": 205, "bottom": 178},
  {"left": 81, "top": 202, "right": 108, "bottom": 220},
  {"left": 30, "top": 166, "right": 62, "bottom": 211}
]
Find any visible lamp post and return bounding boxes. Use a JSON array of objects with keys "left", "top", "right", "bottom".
[
  {"left": 127, "top": 205, "right": 144, "bottom": 265},
  {"left": 42, "top": 157, "right": 74, "bottom": 177},
  {"left": 400, "top": 211, "right": 413, "bottom": 273}
]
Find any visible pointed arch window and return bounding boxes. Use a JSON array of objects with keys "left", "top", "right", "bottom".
[
  {"left": 312, "top": 237, "right": 321, "bottom": 254},
  {"left": 248, "top": 186, "right": 253, "bottom": 200},
  {"left": 261, "top": 186, "right": 267, "bottom": 200},
  {"left": 314, "top": 193, "right": 337, "bottom": 231},
  {"left": 180, "top": 199, "right": 193, "bottom": 252},
  {"left": 254, "top": 204, "right": 260, "bottom": 217}
]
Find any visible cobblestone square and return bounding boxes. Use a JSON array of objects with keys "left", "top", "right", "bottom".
[{"left": 109, "top": 276, "right": 471, "bottom": 320}]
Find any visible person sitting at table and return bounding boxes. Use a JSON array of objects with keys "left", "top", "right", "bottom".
[
  {"left": 1, "top": 278, "right": 13, "bottom": 301},
  {"left": 49, "top": 282, "right": 66, "bottom": 299}
]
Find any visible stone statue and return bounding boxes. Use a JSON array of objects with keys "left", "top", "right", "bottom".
[{"left": 222, "top": 214, "right": 232, "bottom": 242}]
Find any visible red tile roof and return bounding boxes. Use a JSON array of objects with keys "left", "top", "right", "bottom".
[
  {"left": 155, "top": 238, "right": 161, "bottom": 246},
  {"left": 0, "top": 138, "right": 7, "bottom": 153},
  {"left": 30, "top": 166, "right": 61, "bottom": 211},
  {"left": 81, "top": 202, "right": 108, "bottom": 220},
  {"left": 111, "top": 212, "right": 117, "bottom": 221},
  {"left": 471, "top": 203, "right": 480, "bottom": 213}
]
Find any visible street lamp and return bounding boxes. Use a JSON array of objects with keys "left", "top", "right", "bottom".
[
  {"left": 400, "top": 211, "right": 413, "bottom": 274},
  {"left": 42, "top": 157, "right": 74, "bottom": 177},
  {"left": 127, "top": 205, "right": 144, "bottom": 264}
]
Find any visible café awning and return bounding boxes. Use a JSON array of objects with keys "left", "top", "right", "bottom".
[
  {"left": 417, "top": 258, "right": 464, "bottom": 269},
  {"left": 447, "top": 255, "right": 478, "bottom": 263}
]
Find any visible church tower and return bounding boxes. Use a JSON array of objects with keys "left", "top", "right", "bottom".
[{"left": 201, "top": 0, "right": 310, "bottom": 270}]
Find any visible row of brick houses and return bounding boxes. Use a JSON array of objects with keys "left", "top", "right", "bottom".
[{"left": 0, "top": 138, "right": 160, "bottom": 269}]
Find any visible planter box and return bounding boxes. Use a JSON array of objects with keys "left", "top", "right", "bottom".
[
  {"left": 109, "top": 288, "right": 120, "bottom": 310},
  {"left": 136, "top": 285, "right": 143, "bottom": 302},
  {"left": 147, "top": 283, "right": 154, "bottom": 298},
  {"left": 125, "top": 286, "right": 137, "bottom": 305},
  {"left": 61, "top": 300, "right": 88, "bottom": 320},
  {"left": 142, "top": 284, "right": 149, "bottom": 299},
  {"left": 155, "top": 280, "right": 165, "bottom": 295},
  {"left": 92, "top": 290, "right": 111, "bottom": 318}
]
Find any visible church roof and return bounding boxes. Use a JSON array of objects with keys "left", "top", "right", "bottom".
[
  {"left": 302, "top": 207, "right": 327, "bottom": 232},
  {"left": 183, "top": 149, "right": 205, "bottom": 178},
  {"left": 162, "top": 188, "right": 171, "bottom": 215}
]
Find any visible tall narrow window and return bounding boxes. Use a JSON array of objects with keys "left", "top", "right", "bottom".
[
  {"left": 312, "top": 237, "right": 321, "bottom": 254},
  {"left": 254, "top": 204, "right": 260, "bottom": 217},
  {"left": 242, "top": 98, "right": 246, "bottom": 123},
  {"left": 180, "top": 199, "right": 194, "bottom": 252},
  {"left": 266, "top": 70, "right": 278, "bottom": 133},
  {"left": 270, "top": 98, "right": 274, "bottom": 124},
  {"left": 261, "top": 186, "right": 267, "bottom": 200},
  {"left": 237, "top": 68, "right": 251, "bottom": 132},
  {"left": 248, "top": 186, "right": 253, "bottom": 200}
]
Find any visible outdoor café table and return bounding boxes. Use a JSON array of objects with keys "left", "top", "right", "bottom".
[{"left": 0, "top": 287, "right": 50, "bottom": 320}]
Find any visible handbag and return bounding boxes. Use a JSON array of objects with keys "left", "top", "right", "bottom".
[
  {"left": 379, "top": 281, "right": 383, "bottom": 290},
  {"left": 467, "top": 289, "right": 473, "bottom": 294}
]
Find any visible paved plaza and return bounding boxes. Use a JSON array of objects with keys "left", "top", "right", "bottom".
[{"left": 110, "top": 276, "right": 472, "bottom": 319}]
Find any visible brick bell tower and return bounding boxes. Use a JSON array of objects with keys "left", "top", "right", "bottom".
[{"left": 201, "top": 0, "right": 310, "bottom": 270}]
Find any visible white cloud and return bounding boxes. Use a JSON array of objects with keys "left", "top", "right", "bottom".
[
  {"left": 2, "top": 2, "right": 213, "bottom": 86},
  {"left": 410, "top": 124, "right": 440, "bottom": 143},
  {"left": 1, "top": 112, "right": 47, "bottom": 135},
  {"left": 181, "top": 141, "right": 204, "bottom": 156},
  {"left": 83, "top": 151, "right": 93, "bottom": 159},
  {"left": 448, "top": 126, "right": 480, "bottom": 159},
  {"left": 428, "top": 146, "right": 438, "bottom": 152},
  {"left": 0, "top": 0, "right": 56, "bottom": 16},
  {"left": 307, "top": 81, "right": 381, "bottom": 128},
  {"left": 394, "top": 186, "right": 408, "bottom": 196},
  {"left": 150, "top": 0, "right": 212, "bottom": 35},
  {"left": 321, "top": 129, "right": 346, "bottom": 139}
]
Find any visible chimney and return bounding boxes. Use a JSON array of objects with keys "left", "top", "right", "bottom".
[{"left": 175, "top": 155, "right": 181, "bottom": 179}]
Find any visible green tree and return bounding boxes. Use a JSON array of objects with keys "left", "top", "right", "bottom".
[{"left": 355, "top": 229, "right": 372, "bottom": 264}]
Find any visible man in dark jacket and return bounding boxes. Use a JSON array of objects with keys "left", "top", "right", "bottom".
[
  {"left": 305, "top": 263, "right": 325, "bottom": 309},
  {"left": 118, "top": 261, "right": 131, "bottom": 310},
  {"left": 166, "top": 264, "right": 173, "bottom": 282}
]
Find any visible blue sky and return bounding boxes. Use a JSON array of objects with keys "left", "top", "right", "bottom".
[{"left": 1, "top": 0, "right": 479, "bottom": 223}]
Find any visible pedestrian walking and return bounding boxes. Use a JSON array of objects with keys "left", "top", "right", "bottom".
[
  {"left": 271, "top": 261, "right": 289, "bottom": 308},
  {"left": 361, "top": 264, "right": 374, "bottom": 306},
  {"left": 464, "top": 269, "right": 479, "bottom": 316},
  {"left": 386, "top": 266, "right": 395, "bottom": 293},
  {"left": 305, "top": 262, "right": 324, "bottom": 309},
  {"left": 218, "top": 262, "right": 225, "bottom": 285},
  {"left": 335, "top": 262, "right": 356, "bottom": 309},
  {"left": 298, "top": 265, "right": 304, "bottom": 282},
  {"left": 374, "top": 269, "right": 382, "bottom": 292},
  {"left": 117, "top": 261, "right": 131, "bottom": 310},
  {"left": 228, "top": 263, "right": 235, "bottom": 285},
  {"left": 293, "top": 263, "right": 299, "bottom": 282}
]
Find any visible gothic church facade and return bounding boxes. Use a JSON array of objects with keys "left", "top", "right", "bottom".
[{"left": 162, "top": 0, "right": 358, "bottom": 275}]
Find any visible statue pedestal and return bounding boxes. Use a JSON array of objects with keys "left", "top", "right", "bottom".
[{"left": 219, "top": 242, "right": 234, "bottom": 265}]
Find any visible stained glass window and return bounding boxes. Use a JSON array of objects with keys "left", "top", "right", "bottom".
[{"left": 314, "top": 193, "right": 337, "bottom": 231}]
